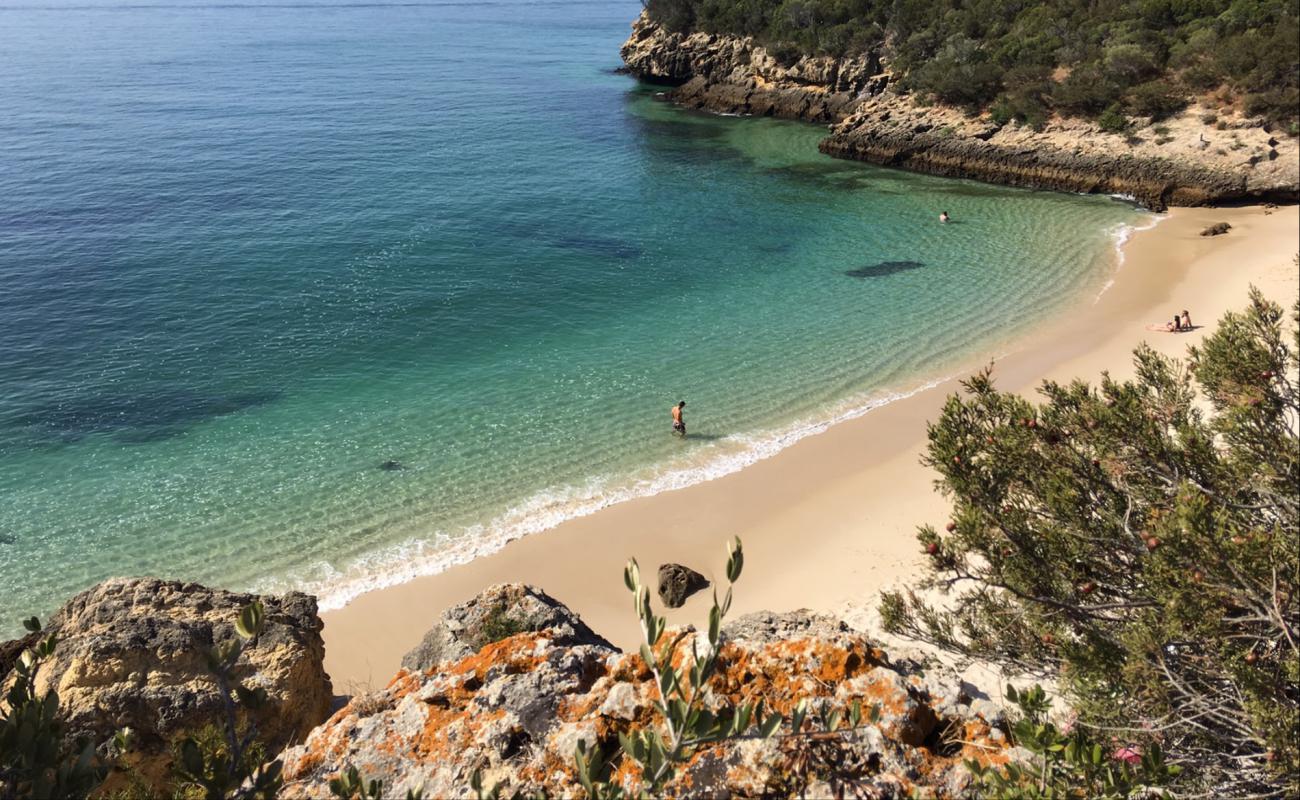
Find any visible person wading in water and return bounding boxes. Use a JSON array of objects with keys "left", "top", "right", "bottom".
[{"left": 671, "top": 400, "right": 686, "bottom": 437}]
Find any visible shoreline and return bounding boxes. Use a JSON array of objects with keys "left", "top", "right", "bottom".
[{"left": 321, "top": 204, "right": 1299, "bottom": 692}]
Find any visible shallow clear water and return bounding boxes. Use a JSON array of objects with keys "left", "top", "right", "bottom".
[{"left": 0, "top": 0, "right": 1145, "bottom": 633}]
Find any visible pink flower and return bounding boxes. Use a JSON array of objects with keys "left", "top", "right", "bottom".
[{"left": 1113, "top": 746, "right": 1142, "bottom": 764}]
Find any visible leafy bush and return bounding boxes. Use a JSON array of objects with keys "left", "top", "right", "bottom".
[
  {"left": 1097, "top": 103, "right": 1131, "bottom": 134},
  {"left": 967, "top": 684, "right": 1182, "bottom": 798},
  {"left": 881, "top": 292, "right": 1300, "bottom": 797},
  {"left": 905, "top": 35, "right": 1004, "bottom": 110},
  {"left": 1127, "top": 79, "right": 1188, "bottom": 121}
]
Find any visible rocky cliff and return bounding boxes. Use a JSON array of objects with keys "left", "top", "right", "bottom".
[
  {"left": 620, "top": 12, "right": 885, "bottom": 123},
  {"left": 620, "top": 13, "right": 1299, "bottom": 210},
  {"left": 279, "top": 586, "right": 1019, "bottom": 798},
  {"left": 0, "top": 578, "right": 334, "bottom": 791},
  {"left": 3, "top": 579, "right": 1023, "bottom": 797}
]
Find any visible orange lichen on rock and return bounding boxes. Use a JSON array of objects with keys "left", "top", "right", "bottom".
[{"left": 278, "top": 598, "right": 1019, "bottom": 799}]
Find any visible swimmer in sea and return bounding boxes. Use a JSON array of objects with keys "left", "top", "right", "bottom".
[
  {"left": 671, "top": 400, "right": 686, "bottom": 437},
  {"left": 939, "top": 211, "right": 950, "bottom": 223}
]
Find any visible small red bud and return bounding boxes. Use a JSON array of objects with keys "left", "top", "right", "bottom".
[
  {"left": 1191, "top": 569, "right": 1204, "bottom": 583},
  {"left": 1244, "top": 651, "right": 1258, "bottom": 665},
  {"left": 1145, "top": 536, "right": 1160, "bottom": 551},
  {"left": 1248, "top": 397, "right": 1262, "bottom": 407},
  {"left": 1091, "top": 459, "right": 1101, "bottom": 468},
  {"left": 986, "top": 435, "right": 996, "bottom": 445},
  {"left": 1260, "top": 370, "right": 1274, "bottom": 380},
  {"left": 926, "top": 542, "right": 940, "bottom": 556},
  {"left": 1231, "top": 535, "right": 1248, "bottom": 545},
  {"left": 945, "top": 521, "right": 957, "bottom": 532},
  {"left": 1079, "top": 581, "right": 1096, "bottom": 595},
  {"left": 953, "top": 455, "right": 962, "bottom": 464}
]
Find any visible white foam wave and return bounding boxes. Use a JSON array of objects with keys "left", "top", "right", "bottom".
[
  {"left": 301, "top": 375, "right": 951, "bottom": 612},
  {"left": 1093, "top": 213, "right": 1165, "bottom": 303}
]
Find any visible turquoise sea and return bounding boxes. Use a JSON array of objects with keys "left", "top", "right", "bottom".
[{"left": 0, "top": 0, "right": 1147, "bottom": 634}]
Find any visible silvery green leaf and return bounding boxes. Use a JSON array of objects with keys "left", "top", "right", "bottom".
[{"left": 759, "top": 712, "right": 783, "bottom": 738}]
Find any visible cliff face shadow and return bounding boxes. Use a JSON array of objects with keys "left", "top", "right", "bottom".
[
  {"left": 844, "top": 260, "right": 925, "bottom": 279},
  {"left": 765, "top": 163, "right": 874, "bottom": 191}
]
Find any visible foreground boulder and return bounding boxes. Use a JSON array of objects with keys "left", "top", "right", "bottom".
[
  {"left": 400, "top": 583, "right": 613, "bottom": 672},
  {"left": 283, "top": 607, "right": 1013, "bottom": 798},
  {"left": 1, "top": 577, "right": 333, "bottom": 789}
]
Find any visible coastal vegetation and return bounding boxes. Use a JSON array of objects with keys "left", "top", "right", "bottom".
[
  {"left": 882, "top": 290, "right": 1300, "bottom": 797},
  {"left": 642, "top": 0, "right": 1300, "bottom": 129}
]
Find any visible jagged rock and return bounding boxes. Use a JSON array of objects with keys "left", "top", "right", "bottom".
[
  {"left": 620, "top": 13, "right": 884, "bottom": 124},
  {"left": 400, "top": 584, "right": 612, "bottom": 673},
  {"left": 0, "top": 577, "right": 332, "bottom": 790},
  {"left": 1200, "top": 221, "right": 1232, "bottom": 236},
  {"left": 723, "top": 608, "right": 850, "bottom": 642},
  {"left": 619, "top": 12, "right": 1299, "bottom": 210},
  {"left": 282, "top": 595, "right": 1016, "bottom": 798},
  {"left": 656, "top": 563, "right": 709, "bottom": 608}
]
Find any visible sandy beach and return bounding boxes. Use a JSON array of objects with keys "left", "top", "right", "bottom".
[{"left": 322, "top": 204, "right": 1299, "bottom": 693}]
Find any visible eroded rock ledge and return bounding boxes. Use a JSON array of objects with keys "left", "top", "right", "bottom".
[{"left": 620, "top": 13, "right": 1299, "bottom": 210}]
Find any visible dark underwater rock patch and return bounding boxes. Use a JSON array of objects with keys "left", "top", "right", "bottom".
[
  {"left": 16, "top": 389, "right": 280, "bottom": 444},
  {"left": 844, "top": 260, "right": 925, "bottom": 279}
]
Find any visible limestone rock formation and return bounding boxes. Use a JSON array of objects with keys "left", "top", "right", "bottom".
[
  {"left": 400, "top": 583, "right": 612, "bottom": 673},
  {"left": 619, "top": 12, "right": 1299, "bottom": 210},
  {"left": 282, "top": 607, "right": 1014, "bottom": 798},
  {"left": 656, "top": 563, "right": 708, "bottom": 608},
  {"left": 0, "top": 577, "right": 333, "bottom": 789},
  {"left": 820, "top": 95, "right": 1298, "bottom": 210},
  {"left": 619, "top": 13, "right": 884, "bottom": 123},
  {"left": 723, "top": 608, "right": 852, "bottom": 643}
]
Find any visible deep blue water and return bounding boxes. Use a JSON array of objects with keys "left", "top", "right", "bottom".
[{"left": 0, "top": 0, "right": 1144, "bottom": 631}]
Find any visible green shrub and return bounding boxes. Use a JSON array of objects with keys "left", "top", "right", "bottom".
[
  {"left": 881, "top": 292, "right": 1300, "bottom": 797},
  {"left": 476, "top": 606, "right": 533, "bottom": 647},
  {"left": 1127, "top": 80, "right": 1189, "bottom": 121},
  {"left": 1097, "top": 103, "right": 1131, "bottom": 134},
  {"left": 966, "top": 685, "right": 1182, "bottom": 797}
]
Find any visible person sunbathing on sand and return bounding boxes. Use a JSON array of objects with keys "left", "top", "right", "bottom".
[{"left": 1146, "top": 311, "right": 1193, "bottom": 333}]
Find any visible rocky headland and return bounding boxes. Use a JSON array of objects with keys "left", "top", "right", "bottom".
[
  {"left": 3, "top": 579, "right": 1024, "bottom": 797},
  {"left": 620, "top": 13, "right": 1299, "bottom": 210}
]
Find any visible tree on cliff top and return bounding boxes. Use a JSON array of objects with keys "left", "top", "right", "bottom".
[
  {"left": 881, "top": 290, "right": 1300, "bottom": 798},
  {"left": 643, "top": 0, "right": 1300, "bottom": 130}
]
